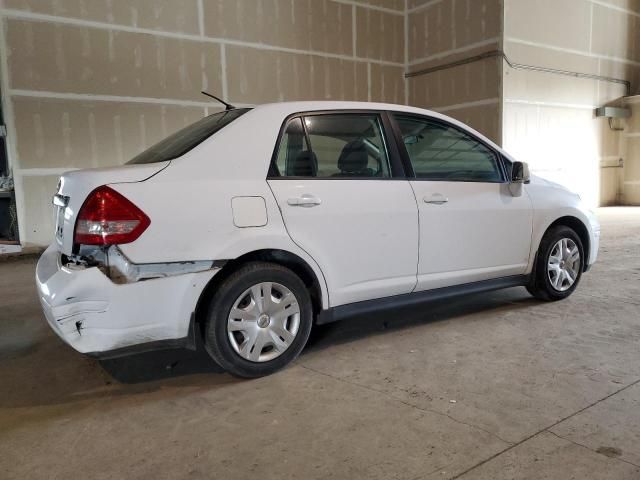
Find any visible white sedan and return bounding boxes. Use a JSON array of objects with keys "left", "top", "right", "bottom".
[{"left": 36, "top": 101, "right": 600, "bottom": 377}]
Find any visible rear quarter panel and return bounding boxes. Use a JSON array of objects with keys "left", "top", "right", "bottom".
[{"left": 112, "top": 108, "right": 329, "bottom": 307}]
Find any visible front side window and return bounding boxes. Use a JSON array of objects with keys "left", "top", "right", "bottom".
[
  {"left": 394, "top": 115, "right": 502, "bottom": 182},
  {"left": 273, "top": 113, "right": 391, "bottom": 178}
]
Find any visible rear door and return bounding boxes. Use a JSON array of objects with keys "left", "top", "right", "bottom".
[
  {"left": 391, "top": 113, "right": 533, "bottom": 291},
  {"left": 267, "top": 111, "right": 419, "bottom": 307}
]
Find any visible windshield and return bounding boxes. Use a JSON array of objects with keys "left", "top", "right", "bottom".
[{"left": 127, "top": 108, "right": 251, "bottom": 165}]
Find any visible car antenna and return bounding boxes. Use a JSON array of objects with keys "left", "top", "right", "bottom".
[{"left": 201, "top": 91, "right": 235, "bottom": 111}]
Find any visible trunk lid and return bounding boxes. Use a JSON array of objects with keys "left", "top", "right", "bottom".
[{"left": 53, "top": 162, "right": 169, "bottom": 254}]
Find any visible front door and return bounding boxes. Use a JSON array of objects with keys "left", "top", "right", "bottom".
[
  {"left": 392, "top": 113, "right": 533, "bottom": 291},
  {"left": 268, "top": 112, "right": 419, "bottom": 307}
]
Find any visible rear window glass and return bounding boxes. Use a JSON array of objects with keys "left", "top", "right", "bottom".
[{"left": 127, "top": 108, "right": 251, "bottom": 165}]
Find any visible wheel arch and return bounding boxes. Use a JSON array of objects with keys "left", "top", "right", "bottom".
[
  {"left": 543, "top": 215, "right": 591, "bottom": 265},
  {"left": 194, "top": 248, "right": 327, "bottom": 334}
]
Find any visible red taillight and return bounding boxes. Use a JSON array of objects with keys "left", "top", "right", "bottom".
[{"left": 74, "top": 186, "right": 150, "bottom": 245}]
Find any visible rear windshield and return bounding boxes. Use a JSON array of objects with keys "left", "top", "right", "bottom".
[{"left": 127, "top": 108, "right": 251, "bottom": 165}]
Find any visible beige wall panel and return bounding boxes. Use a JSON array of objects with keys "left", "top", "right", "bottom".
[
  {"left": 409, "top": 0, "right": 499, "bottom": 62},
  {"left": 597, "top": 80, "right": 632, "bottom": 105},
  {"left": 504, "top": 0, "right": 591, "bottom": 52},
  {"left": 441, "top": 103, "right": 501, "bottom": 144},
  {"left": 359, "top": 0, "right": 405, "bottom": 11},
  {"left": 408, "top": 0, "right": 454, "bottom": 61},
  {"left": 597, "top": 119, "right": 623, "bottom": 158},
  {"left": 599, "top": 167, "right": 620, "bottom": 205},
  {"left": 203, "top": 0, "right": 353, "bottom": 57},
  {"left": 408, "top": 57, "right": 501, "bottom": 109},
  {"left": 355, "top": 7, "right": 404, "bottom": 63},
  {"left": 452, "top": 0, "right": 501, "bottom": 49},
  {"left": 622, "top": 112, "right": 640, "bottom": 207},
  {"left": 502, "top": 102, "right": 539, "bottom": 157},
  {"left": 624, "top": 137, "right": 640, "bottom": 187},
  {"left": 3, "top": 0, "right": 201, "bottom": 34},
  {"left": 13, "top": 97, "right": 205, "bottom": 169},
  {"left": 19, "top": 175, "right": 59, "bottom": 246},
  {"left": 591, "top": 4, "right": 640, "bottom": 63},
  {"left": 622, "top": 184, "right": 640, "bottom": 204},
  {"left": 502, "top": 1, "right": 638, "bottom": 206},
  {"left": 7, "top": 19, "right": 222, "bottom": 101},
  {"left": 598, "top": 59, "right": 640, "bottom": 97},
  {"left": 598, "top": 0, "right": 640, "bottom": 13},
  {"left": 226, "top": 46, "right": 368, "bottom": 103},
  {"left": 625, "top": 100, "right": 640, "bottom": 133},
  {"left": 503, "top": 68, "right": 599, "bottom": 107},
  {"left": 503, "top": 103, "right": 602, "bottom": 206},
  {"left": 370, "top": 64, "right": 405, "bottom": 104},
  {"left": 627, "top": 113, "right": 640, "bottom": 134},
  {"left": 408, "top": 0, "right": 432, "bottom": 9}
]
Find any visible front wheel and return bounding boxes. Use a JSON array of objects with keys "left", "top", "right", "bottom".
[
  {"left": 204, "top": 262, "right": 313, "bottom": 378},
  {"left": 527, "top": 225, "right": 584, "bottom": 301}
]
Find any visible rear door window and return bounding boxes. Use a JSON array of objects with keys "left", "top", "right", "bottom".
[
  {"left": 273, "top": 113, "right": 391, "bottom": 178},
  {"left": 128, "top": 108, "right": 251, "bottom": 165}
]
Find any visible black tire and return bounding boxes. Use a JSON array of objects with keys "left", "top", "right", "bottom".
[
  {"left": 527, "top": 225, "right": 584, "bottom": 301},
  {"left": 204, "top": 261, "right": 313, "bottom": 378}
]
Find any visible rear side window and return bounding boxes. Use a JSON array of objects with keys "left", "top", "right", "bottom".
[
  {"left": 394, "top": 115, "right": 502, "bottom": 182},
  {"left": 275, "top": 118, "right": 312, "bottom": 176},
  {"left": 128, "top": 108, "right": 251, "bottom": 165},
  {"left": 273, "top": 113, "right": 391, "bottom": 178}
]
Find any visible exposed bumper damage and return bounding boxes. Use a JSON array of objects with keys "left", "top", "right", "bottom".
[{"left": 36, "top": 243, "right": 219, "bottom": 355}]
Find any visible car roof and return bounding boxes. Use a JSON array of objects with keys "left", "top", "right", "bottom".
[{"left": 251, "top": 100, "right": 435, "bottom": 116}]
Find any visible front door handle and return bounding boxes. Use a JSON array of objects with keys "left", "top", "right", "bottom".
[
  {"left": 287, "top": 194, "right": 322, "bottom": 207},
  {"left": 424, "top": 194, "right": 448, "bottom": 205}
]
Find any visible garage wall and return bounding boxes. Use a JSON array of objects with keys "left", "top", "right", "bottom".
[
  {"left": 622, "top": 96, "right": 640, "bottom": 204},
  {"left": 0, "top": 0, "right": 405, "bottom": 246},
  {"left": 502, "top": 0, "right": 640, "bottom": 207},
  {"left": 406, "top": 0, "right": 503, "bottom": 143}
]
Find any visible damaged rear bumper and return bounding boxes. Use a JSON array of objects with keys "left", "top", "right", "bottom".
[{"left": 36, "top": 243, "right": 218, "bottom": 356}]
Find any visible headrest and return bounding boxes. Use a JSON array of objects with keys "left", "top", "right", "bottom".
[{"left": 338, "top": 139, "right": 368, "bottom": 174}]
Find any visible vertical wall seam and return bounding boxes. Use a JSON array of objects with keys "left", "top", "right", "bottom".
[
  {"left": 596, "top": 59, "right": 601, "bottom": 101},
  {"left": 589, "top": 3, "right": 593, "bottom": 53},
  {"left": 220, "top": 44, "right": 228, "bottom": 102},
  {"left": 451, "top": 0, "right": 456, "bottom": 49},
  {"left": 352, "top": 5, "right": 357, "bottom": 58},
  {"left": 404, "top": 0, "right": 409, "bottom": 105},
  {"left": 367, "top": 62, "right": 372, "bottom": 101},
  {"left": 197, "top": 0, "right": 205, "bottom": 37}
]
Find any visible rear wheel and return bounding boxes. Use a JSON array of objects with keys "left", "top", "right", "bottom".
[
  {"left": 527, "top": 225, "right": 584, "bottom": 301},
  {"left": 204, "top": 262, "right": 313, "bottom": 378}
]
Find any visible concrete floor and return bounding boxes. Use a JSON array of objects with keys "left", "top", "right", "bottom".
[{"left": 1, "top": 207, "right": 639, "bottom": 480}]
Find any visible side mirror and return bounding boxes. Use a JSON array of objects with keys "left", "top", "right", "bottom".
[
  {"left": 511, "top": 161, "right": 530, "bottom": 184},
  {"left": 509, "top": 161, "right": 530, "bottom": 197},
  {"left": 403, "top": 135, "right": 420, "bottom": 145}
]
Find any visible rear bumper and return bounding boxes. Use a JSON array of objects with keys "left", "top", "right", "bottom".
[{"left": 36, "top": 244, "right": 217, "bottom": 355}]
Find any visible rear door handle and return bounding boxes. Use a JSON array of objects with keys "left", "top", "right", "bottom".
[
  {"left": 287, "top": 194, "right": 322, "bottom": 207},
  {"left": 424, "top": 194, "right": 448, "bottom": 205}
]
